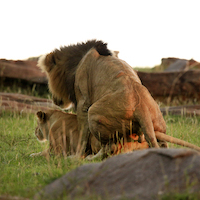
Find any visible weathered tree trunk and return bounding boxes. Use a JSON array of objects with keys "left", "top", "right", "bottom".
[
  {"left": 0, "top": 93, "right": 58, "bottom": 114},
  {"left": 160, "top": 105, "right": 200, "bottom": 116},
  {"left": 0, "top": 59, "right": 47, "bottom": 83},
  {"left": 137, "top": 70, "right": 200, "bottom": 104},
  {"left": 1, "top": 59, "right": 200, "bottom": 104}
]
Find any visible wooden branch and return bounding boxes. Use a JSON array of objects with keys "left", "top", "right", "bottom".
[
  {"left": 137, "top": 70, "right": 200, "bottom": 102},
  {"left": 1, "top": 58, "right": 200, "bottom": 103},
  {"left": 160, "top": 105, "right": 200, "bottom": 116},
  {"left": 0, "top": 93, "right": 59, "bottom": 114},
  {"left": 0, "top": 59, "right": 47, "bottom": 84}
]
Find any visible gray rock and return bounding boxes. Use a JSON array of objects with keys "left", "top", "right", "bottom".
[
  {"left": 34, "top": 148, "right": 200, "bottom": 200},
  {"left": 164, "top": 59, "right": 188, "bottom": 72}
]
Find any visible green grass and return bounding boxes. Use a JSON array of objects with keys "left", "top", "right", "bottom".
[
  {"left": 0, "top": 111, "right": 96, "bottom": 198},
  {"left": 0, "top": 111, "right": 200, "bottom": 199},
  {"left": 165, "top": 115, "right": 200, "bottom": 148},
  {"left": 161, "top": 192, "right": 200, "bottom": 200},
  {"left": 133, "top": 67, "right": 155, "bottom": 72},
  {"left": 133, "top": 65, "right": 164, "bottom": 72}
]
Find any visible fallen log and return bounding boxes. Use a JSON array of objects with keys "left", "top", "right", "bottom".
[
  {"left": 137, "top": 70, "right": 200, "bottom": 103},
  {"left": 1, "top": 93, "right": 200, "bottom": 116},
  {"left": 0, "top": 59, "right": 47, "bottom": 84},
  {"left": 1, "top": 59, "right": 200, "bottom": 104},
  {"left": 0, "top": 93, "right": 59, "bottom": 114},
  {"left": 161, "top": 105, "right": 200, "bottom": 116}
]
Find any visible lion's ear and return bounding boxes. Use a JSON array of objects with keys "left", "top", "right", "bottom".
[
  {"left": 36, "top": 111, "right": 46, "bottom": 122},
  {"left": 37, "top": 52, "right": 56, "bottom": 72},
  {"left": 45, "top": 52, "right": 56, "bottom": 72}
]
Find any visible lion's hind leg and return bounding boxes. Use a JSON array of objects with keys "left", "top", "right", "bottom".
[{"left": 135, "top": 106, "right": 160, "bottom": 148}]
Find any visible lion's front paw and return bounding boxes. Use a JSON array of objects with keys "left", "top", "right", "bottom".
[
  {"left": 85, "top": 148, "right": 104, "bottom": 161},
  {"left": 85, "top": 154, "right": 94, "bottom": 161},
  {"left": 30, "top": 152, "right": 41, "bottom": 157}
]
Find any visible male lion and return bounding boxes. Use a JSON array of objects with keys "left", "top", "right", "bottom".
[
  {"left": 38, "top": 40, "right": 200, "bottom": 158},
  {"left": 31, "top": 109, "right": 101, "bottom": 158}
]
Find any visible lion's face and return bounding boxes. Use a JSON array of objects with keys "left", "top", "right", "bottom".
[
  {"left": 35, "top": 125, "right": 48, "bottom": 142},
  {"left": 35, "top": 111, "right": 50, "bottom": 142}
]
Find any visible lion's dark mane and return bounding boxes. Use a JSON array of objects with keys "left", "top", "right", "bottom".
[{"left": 51, "top": 40, "right": 112, "bottom": 108}]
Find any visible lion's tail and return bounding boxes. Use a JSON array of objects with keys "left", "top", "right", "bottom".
[{"left": 155, "top": 131, "right": 200, "bottom": 151}]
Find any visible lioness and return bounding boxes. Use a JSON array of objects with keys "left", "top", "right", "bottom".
[
  {"left": 31, "top": 109, "right": 101, "bottom": 158},
  {"left": 31, "top": 109, "right": 148, "bottom": 158},
  {"left": 38, "top": 40, "right": 200, "bottom": 158}
]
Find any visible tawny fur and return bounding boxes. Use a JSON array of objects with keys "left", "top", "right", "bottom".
[
  {"left": 32, "top": 109, "right": 101, "bottom": 157},
  {"left": 37, "top": 40, "right": 113, "bottom": 108},
  {"left": 37, "top": 40, "right": 200, "bottom": 156}
]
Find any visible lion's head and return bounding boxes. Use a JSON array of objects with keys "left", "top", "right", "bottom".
[
  {"left": 35, "top": 109, "right": 80, "bottom": 155},
  {"left": 37, "top": 40, "right": 113, "bottom": 109},
  {"left": 35, "top": 110, "right": 50, "bottom": 142},
  {"left": 34, "top": 109, "right": 102, "bottom": 157}
]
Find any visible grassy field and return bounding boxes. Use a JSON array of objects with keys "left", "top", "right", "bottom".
[
  {"left": 0, "top": 111, "right": 200, "bottom": 199},
  {"left": 0, "top": 111, "right": 96, "bottom": 198}
]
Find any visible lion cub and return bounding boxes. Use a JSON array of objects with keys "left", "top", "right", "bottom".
[{"left": 31, "top": 109, "right": 101, "bottom": 158}]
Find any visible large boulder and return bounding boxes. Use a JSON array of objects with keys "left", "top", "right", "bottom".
[
  {"left": 164, "top": 59, "right": 188, "bottom": 72},
  {"left": 157, "top": 57, "right": 200, "bottom": 71},
  {"left": 34, "top": 148, "right": 200, "bottom": 200}
]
